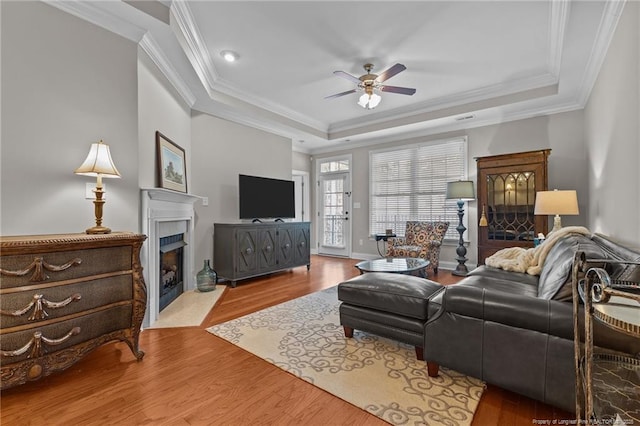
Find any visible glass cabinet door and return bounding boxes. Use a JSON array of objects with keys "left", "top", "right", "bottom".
[{"left": 485, "top": 170, "right": 536, "bottom": 242}]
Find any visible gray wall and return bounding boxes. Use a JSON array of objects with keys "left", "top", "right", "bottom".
[
  {"left": 1, "top": 1, "right": 139, "bottom": 235},
  {"left": 0, "top": 1, "right": 299, "bottom": 281},
  {"left": 2, "top": 0, "right": 637, "bottom": 270},
  {"left": 137, "top": 49, "right": 192, "bottom": 191},
  {"left": 190, "top": 112, "right": 292, "bottom": 265},
  {"left": 309, "top": 2, "right": 640, "bottom": 263},
  {"left": 585, "top": 1, "right": 640, "bottom": 245},
  {"left": 312, "top": 110, "right": 588, "bottom": 267},
  {"left": 292, "top": 150, "right": 311, "bottom": 173}
]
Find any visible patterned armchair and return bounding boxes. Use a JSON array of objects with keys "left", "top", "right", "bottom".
[{"left": 386, "top": 221, "right": 449, "bottom": 274}]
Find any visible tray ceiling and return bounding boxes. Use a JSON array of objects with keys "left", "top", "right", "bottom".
[{"left": 48, "top": 1, "right": 624, "bottom": 153}]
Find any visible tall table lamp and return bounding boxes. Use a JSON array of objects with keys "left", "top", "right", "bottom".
[
  {"left": 446, "top": 180, "right": 476, "bottom": 276},
  {"left": 534, "top": 189, "right": 579, "bottom": 234},
  {"left": 74, "top": 140, "right": 121, "bottom": 234}
]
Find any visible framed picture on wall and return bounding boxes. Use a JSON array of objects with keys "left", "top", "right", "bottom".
[{"left": 156, "top": 131, "right": 187, "bottom": 193}]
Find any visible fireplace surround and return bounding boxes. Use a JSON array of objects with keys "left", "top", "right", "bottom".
[{"left": 141, "top": 188, "right": 202, "bottom": 327}]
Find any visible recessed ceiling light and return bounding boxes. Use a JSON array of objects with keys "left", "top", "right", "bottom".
[{"left": 220, "top": 50, "right": 239, "bottom": 63}]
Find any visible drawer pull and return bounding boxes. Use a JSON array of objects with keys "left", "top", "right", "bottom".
[
  {"left": 1, "top": 327, "right": 81, "bottom": 359},
  {"left": 0, "top": 257, "right": 82, "bottom": 282},
  {"left": 0, "top": 293, "right": 82, "bottom": 321}
]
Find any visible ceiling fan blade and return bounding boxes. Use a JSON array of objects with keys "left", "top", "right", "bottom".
[
  {"left": 333, "top": 70, "right": 362, "bottom": 84},
  {"left": 375, "top": 63, "right": 407, "bottom": 82},
  {"left": 380, "top": 85, "right": 416, "bottom": 95},
  {"left": 324, "top": 89, "right": 357, "bottom": 99}
]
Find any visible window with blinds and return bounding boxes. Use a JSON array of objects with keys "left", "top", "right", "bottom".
[{"left": 369, "top": 137, "right": 468, "bottom": 240}]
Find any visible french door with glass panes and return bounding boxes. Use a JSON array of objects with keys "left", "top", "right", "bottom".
[{"left": 317, "top": 171, "right": 351, "bottom": 257}]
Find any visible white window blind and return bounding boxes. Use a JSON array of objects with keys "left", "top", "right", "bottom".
[{"left": 369, "top": 137, "right": 467, "bottom": 240}]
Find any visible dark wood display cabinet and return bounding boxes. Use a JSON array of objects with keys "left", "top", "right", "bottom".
[
  {"left": 214, "top": 222, "right": 311, "bottom": 287},
  {"left": 476, "top": 149, "right": 550, "bottom": 264}
]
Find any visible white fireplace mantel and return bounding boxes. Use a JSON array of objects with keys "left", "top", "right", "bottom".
[
  {"left": 144, "top": 188, "right": 203, "bottom": 204},
  {"left": 140, "top": 188, "right": 203, "bottom": 328}
]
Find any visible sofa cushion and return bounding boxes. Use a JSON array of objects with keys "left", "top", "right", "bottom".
[
  {"left": 457, "top": 275, "right": 539, "bottom": 298},
  {"left": 537, "top": 234, "right": 607, "bottom": 301},
  {"left": 467, "top": 265, "right": 540, "bottom": 288}
]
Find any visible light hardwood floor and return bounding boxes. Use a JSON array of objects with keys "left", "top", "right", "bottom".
[{"left": 0, "top": 255, "right": 570, "bottom": 425}]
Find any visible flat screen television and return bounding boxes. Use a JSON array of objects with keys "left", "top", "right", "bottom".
[{"left": 239, "top": 174, "right": 295, "bottom": 220}]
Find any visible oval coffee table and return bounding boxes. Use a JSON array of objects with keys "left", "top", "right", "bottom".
[{"left": 355, "top": 257, "right": 430, "bottom": 277}]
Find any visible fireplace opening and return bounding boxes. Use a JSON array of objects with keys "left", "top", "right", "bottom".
[{"left": 159, "top": 233, "right": 186, "bottom": 312}]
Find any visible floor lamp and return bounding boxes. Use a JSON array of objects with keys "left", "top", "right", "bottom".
[{"left": 446, "top": 180, "right": 476, "bottom": 276}]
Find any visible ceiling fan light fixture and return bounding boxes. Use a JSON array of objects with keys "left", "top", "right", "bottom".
[
  {"left": 358, "top": 93, "right": 381, "bottom": 109},
  {"left": 357, "top": 93, "right": 369, "bottom": 108},
  {"left": 328, "top": 63, "right": 414, "bottom": 108},
  {"left": 369, "top": 93, "right": 382, "bottom": 108}
]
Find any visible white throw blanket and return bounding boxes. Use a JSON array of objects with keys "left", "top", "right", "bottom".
[{"left": 484, "top": 226, "right": 591, "bottom": 275}]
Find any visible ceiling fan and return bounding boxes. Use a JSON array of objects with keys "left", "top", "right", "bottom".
[{"left": 325, "top": 63, "right": 416, "bottom": 109}]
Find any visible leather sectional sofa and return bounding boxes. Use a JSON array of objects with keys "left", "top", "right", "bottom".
[
  {"left": 338, "top": 232, "right": 640, "bottom": 414},
  {"left": 424, "top": 233, "right": 640, "bottom": 413}
]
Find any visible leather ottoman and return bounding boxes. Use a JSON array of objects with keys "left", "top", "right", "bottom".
[{"left": 337, "top": 272, "right": 444, "bottom": 360}]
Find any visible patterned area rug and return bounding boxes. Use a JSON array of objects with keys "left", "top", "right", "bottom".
[{"left": 207, "top": 286, "right": 485, "bottom": 425}]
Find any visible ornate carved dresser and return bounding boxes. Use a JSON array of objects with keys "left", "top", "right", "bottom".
[{"left": 0, "top": 232, "right": 147, "bottom": 389}]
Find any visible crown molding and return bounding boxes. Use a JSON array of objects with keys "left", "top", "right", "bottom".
[
  {"left": 212, "top": 78, "right": 328, "bottom": 132},
  {"left": 548, "top": 0, "right": 570, "bottom": 78},
  {"left": 169, "top": 1, "right": 327, "bottom": 133},
  {"left": 165, "top": 0, "right": 570, "bottom": 140},
  {"left": 193, "top": 101, "right": 302, "bottom": 144},
  {"left": 44, "top": 0, "right": 146, "bottom": 43},
  {"left": 576, "top": 0, "right": 627, "bottom": 107},
  {"left": 46, "top": 1, "right": 196, "bottom": 108},
  {"left": 169, "top": 1, "right": 219, "bottom": 95},
  {"left": 309, "top": 97, "right": 584, "bottom": 155},
  {"left": 328, "top": 72, "right": 558, "bottom": 135},
  {"left": 45, "top": 0, "right": 623, "bottom": 156},
  {"left": 139, "top": 33, "right": 196, "bottom": 107}
]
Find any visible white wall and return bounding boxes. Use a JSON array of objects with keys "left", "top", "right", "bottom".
[
  {"left": 190, "top": 112, "right": 292, "bottom": 266},
  {"left": 292, "top": 150, "right": 311, "bottom": 173},
  {"left": 310, "top": 3, "right": 640, "bottom": 264},
  {"left": 313, "top": 110, "right": 587, "bottom": 266},
  {"left": 3, "top": 0, "right": 636, "bottom": 268},
  {"left": 585, "top": 1, "right": 640, "bottom": 244},
  {"left": 137, "top": 49, "right": 191, "bottom": 191},
  {"left": 0, "top": 1, "right": 301, "bottom": 283},
  {"left": 1, "top": 1, "right": 139, "bottom": 235}
]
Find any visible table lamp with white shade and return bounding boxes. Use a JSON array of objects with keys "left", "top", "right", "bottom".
[
  {"left": 74, "top": 140, "right": 121, "bottom": 234},
  {"left": 534, "top": 189, "right": 579, "bottom": 234}
]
